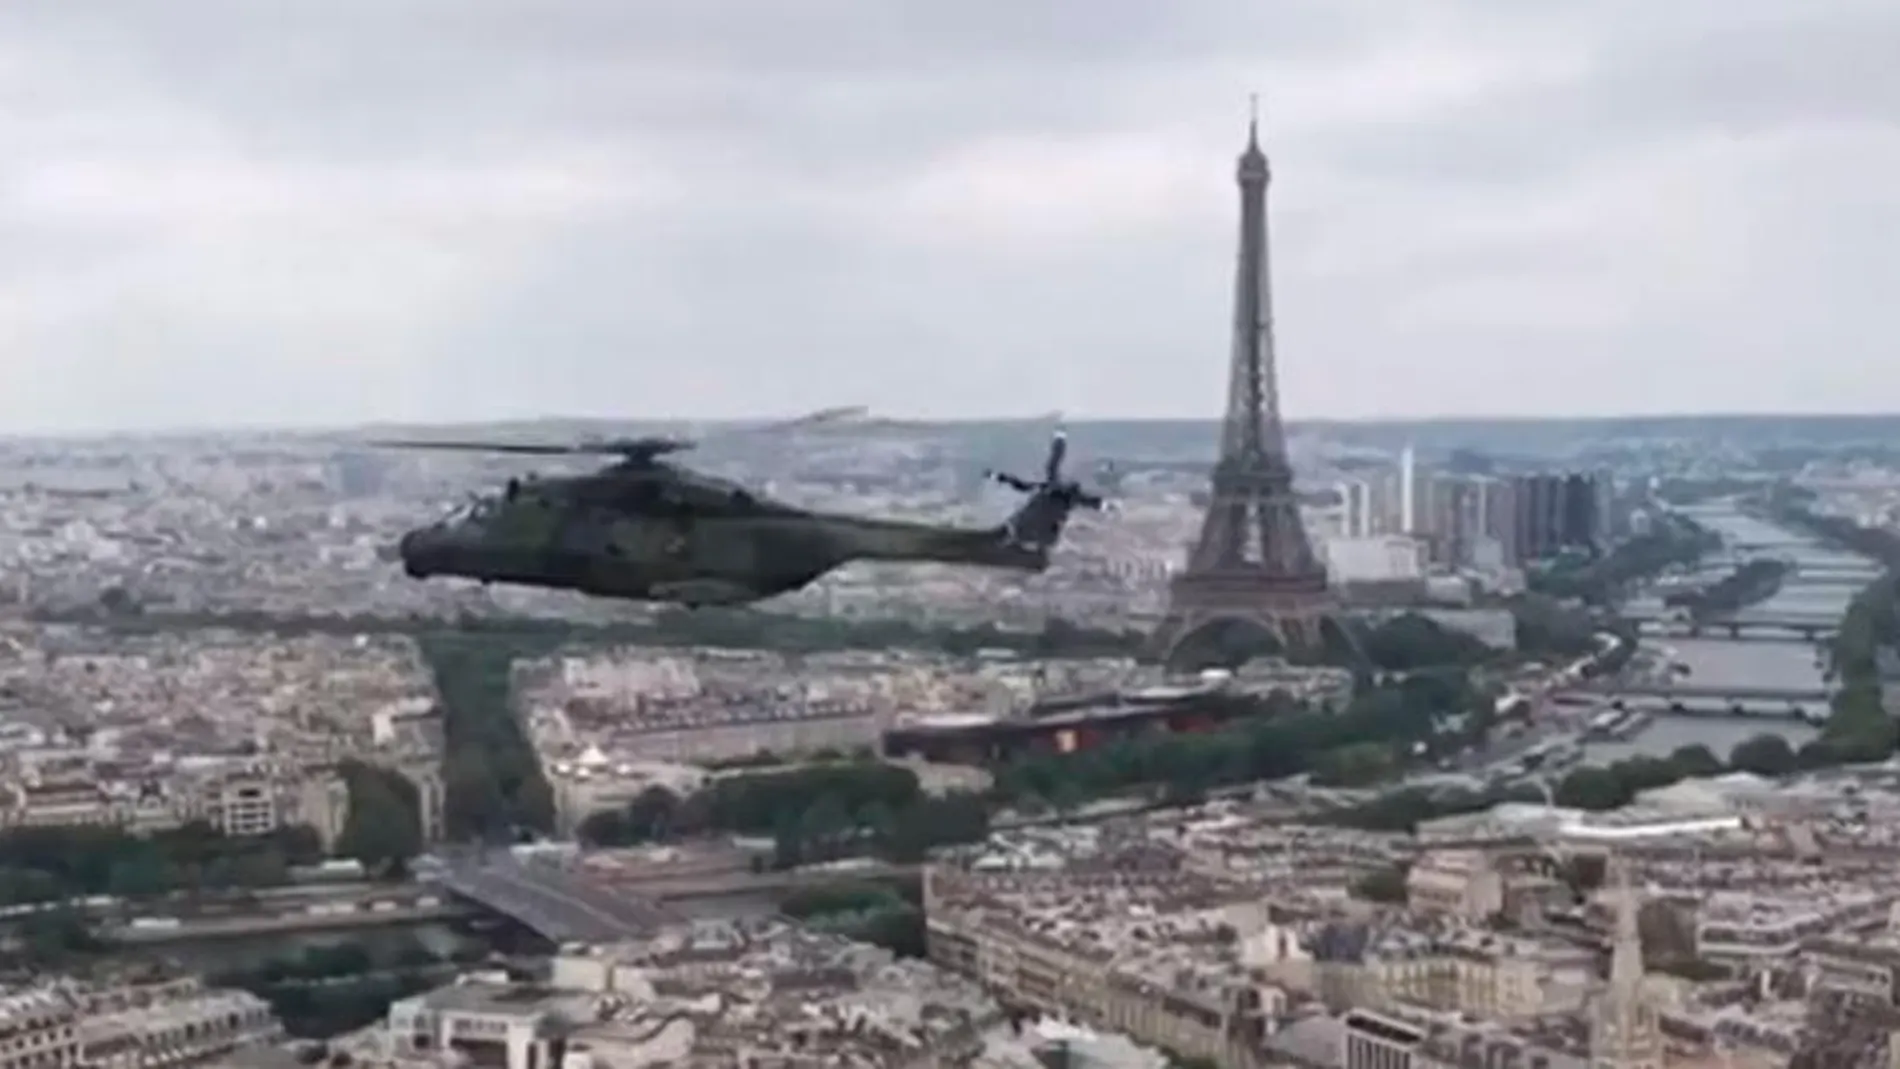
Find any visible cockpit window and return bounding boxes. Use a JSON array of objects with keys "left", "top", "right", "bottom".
[{"left": 441, "top": 495, "right": 501, "bottom": 526}]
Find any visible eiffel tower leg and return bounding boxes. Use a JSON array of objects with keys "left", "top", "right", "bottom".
[{"left": 1151, "top": 603, "right": 1337, "bottom": 667}]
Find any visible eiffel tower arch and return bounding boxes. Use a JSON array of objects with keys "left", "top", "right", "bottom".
[{"left": 1151, "top": 110, "right": 1348, "bottom": 668}]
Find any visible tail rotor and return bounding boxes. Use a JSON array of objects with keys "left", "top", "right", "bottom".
[
  {"left": 985, "top": 431, "right": 1104, "bottom": 511},
  {"left": 985, "top": 430, "right": 1108, "bottom": 552}
]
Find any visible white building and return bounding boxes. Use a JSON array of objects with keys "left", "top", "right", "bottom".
[
  {"left": 1418, "top": 609, "right": 1518, "bottom": 651},
  {"left": 1323, "top": 536, "right": 1426, "bottom": 584},
  {"left": 0, "top": 989, "right": 79, "bottom": 1069}
]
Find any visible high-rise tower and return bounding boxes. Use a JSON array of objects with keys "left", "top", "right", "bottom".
[
  {"left": 1399, "top": 445, "right": 1417, "bottom": 534},
  {"left": 1152, "top": 109, "right": 1339, "bottom": 661},
  {"left": 1591, "top": 853, "right": 1661, "bottom": 1069}
]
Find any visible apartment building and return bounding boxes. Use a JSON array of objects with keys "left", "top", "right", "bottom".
[
  {"left": 386, "top": 984, "right": 568, "bottom": 1069},
  {"left": 1294, "top": 923, "right": 1594, "bottom": 1021},
  {"left": 1810, "top": 934, "right": 1900, "bottom": 1009},
  {"left": 1343, "top": 1009, "right": 1424, "bottom": 1069},
  {"left": 0, "top": 767, "right": 348, "bottom": 841},
  {"left": 381, "top": 919, "right": 1002, "bottom": 1069},
  {"left": 1696, "top": 891, "right": 1895, "bottom": 967},
  {"left": 78, "top": 984, "right": 279, "bottom": 1069},
  {"left": 1343, "top": 1006, "right": 1586, "bottom": 1069},
  {"left": 923, "top": 866, "right": 1272, "bottom": 1069},
  {"left": 0, "top": 978, "right": 278, "bottom": 1069},
  {"left": 0, "top": 759, "right": 442, "bottom": 849},
  {"left": 0, "top": 988, "right": 80, "bottom": 1069},
  {"left": 1405, "top": 851, "right": 1505, "bottom": 922}
]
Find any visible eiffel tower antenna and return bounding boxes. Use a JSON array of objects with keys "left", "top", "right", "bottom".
[{"left": 1151, "top": 105, "right": 1344, "bottom": 664}]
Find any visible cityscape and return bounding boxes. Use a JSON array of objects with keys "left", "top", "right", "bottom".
[{"left": 5, "top": 11, "right": 1900, "bottom": 1069}]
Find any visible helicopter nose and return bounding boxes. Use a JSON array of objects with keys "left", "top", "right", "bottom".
[{"left": 397, "top": 526, "right": 444, "bottom": 578}]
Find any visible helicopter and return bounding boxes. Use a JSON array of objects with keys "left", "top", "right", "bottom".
[{"left": 372, "top": 413, "right": 1105, "bottom": 608}]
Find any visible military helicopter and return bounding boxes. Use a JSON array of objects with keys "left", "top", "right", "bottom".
[{"left": 372, "top": 412, "right": 1105, "bottom": 608}]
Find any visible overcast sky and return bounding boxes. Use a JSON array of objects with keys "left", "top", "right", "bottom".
[{"left": 2, "top": 1, "right": 1896, "bottom": 434}]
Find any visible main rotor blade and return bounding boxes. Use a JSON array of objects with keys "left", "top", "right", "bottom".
[
  {"left": 684, "top": 406, "right": 871, "bottom": 447},
  {"left": 727, "top": 406, "right": 871, "bottom": 436},
  {"left": 370, "top": 406, "right": 869, "bottom": 457},
  {"left": 368, "top": 439, "right": 590, "bottom": 456},
  {"left": 987, "top": 470, "right": 1036, "bottom": 493},
  {"left": 1046, "top": 432, "right": 1068, "bottom": 482}
]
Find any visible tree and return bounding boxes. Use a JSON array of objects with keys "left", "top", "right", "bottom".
[
  {"left": 1312, "top": 742, "right": 1393, "bottom": 787},
  {"left": 1555, "top": 767, "right": 1629, "bottom": 811},
  {"left": 797, "top": 795, "right": 853, "bottom": 862},
  {"left": 230, "top": 851, "right": 291, "bottom": 888},
  {"left": 1729, "top": 734, "right": 1797, "bottom": 777},
  {"left": 1044, "top": 778, "right": 1087, "bottom": 817},
  {"left": 1666, "top": 745, "right": 1723, "bottom": 779},
  {"left": 852, "top": 906, "right": 926, "bottom": 958},
  {"left": 577, "top": 810, "right": 629, "bottom": 847},
  {"left": 337, "top": 763, "right": 424, "bottom": 872},
  {"left": 274, "top": 825, "right": 326, "bottom": 867},
  {"left": 770, "top": 812, "right": 804, "bottom": 871},
  {"left": 105, "top": 852, "right": 173, "bottom": 899},
  {"left": 1361, "top": 614, "right": 1495, "bottom": 672},
  {"left": 12, "top": 907, "right": 102, "bottom": 968},
  {"left": 624, "top": 787, "right": 679, "bottom": 842},
  {"left": 1559, "top": 855, "right": 1605, "bottom": 899},
  {"left": 1353, "top": 864, "right": 1410, "bottom": 904},
  {"left": 442, "top": 749, "right": 507, "bottom": 842}
]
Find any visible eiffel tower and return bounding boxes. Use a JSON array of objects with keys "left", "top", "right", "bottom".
[{"left": 1152, "top": 108, "right": 1340, "bottom": 663}]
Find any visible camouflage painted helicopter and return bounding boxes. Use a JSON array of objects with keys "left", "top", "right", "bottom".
[{"left": 373, "top": 412, "right": 1104, "bottom": 608}]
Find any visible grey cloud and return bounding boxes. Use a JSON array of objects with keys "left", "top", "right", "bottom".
[
  {"left": 2, "top": 0, "right": 1898, "bottom": 432},
  {"left": 6, "top": 0, "right": 1387, "bottom": 185},
  {"left": 1316, "top": 1, "right": 1900, "bottom": 188}
]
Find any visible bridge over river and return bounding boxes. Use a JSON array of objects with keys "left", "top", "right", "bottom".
[
  {"left": 1622, "top": 609, "right": 1840, "bottom": 641},
  {"left": 437, "top": 853, "right": 918, "bottom": 944},
  {"left": 1571, "top": 682, "right": 1830, "bottom": 703},
  {"left": 1557, "top": 681, "right": 1831, "bottom": 722}
]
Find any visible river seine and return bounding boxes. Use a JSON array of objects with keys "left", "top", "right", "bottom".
[{"left": 1583, "top": 505, "right": 1881, "bottom": 764}]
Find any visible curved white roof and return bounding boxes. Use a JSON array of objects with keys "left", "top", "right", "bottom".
[
  {"left": 909, "top": 712, "right": 999, "bottom": 729},
  {"left": 1560, "top": 815, "right": 1745, "bottom": 840}
]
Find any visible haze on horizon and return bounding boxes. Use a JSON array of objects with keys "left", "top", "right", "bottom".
[{"left": 2, "top": 0, "right": 1897, "bottom": 437}]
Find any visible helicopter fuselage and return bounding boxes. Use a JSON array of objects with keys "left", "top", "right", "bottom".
[
  {"left": 397, "top": 495, "right": 1049, "bottom": 608},
  {"left": 386, "top": 427, "right": 1095, "bottom": 609}
]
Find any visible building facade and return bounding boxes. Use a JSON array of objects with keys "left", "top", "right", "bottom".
[{"left": 923, "top": 867, "right": 1271, "bottom": 1069}]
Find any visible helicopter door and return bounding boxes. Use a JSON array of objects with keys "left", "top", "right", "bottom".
[{"left": 547, "top": 507, "right": 614, "bottom": 585}]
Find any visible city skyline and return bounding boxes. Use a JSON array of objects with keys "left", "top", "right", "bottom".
[{"left": 3, "top": 0, "right": 1896, "bottom": 435}]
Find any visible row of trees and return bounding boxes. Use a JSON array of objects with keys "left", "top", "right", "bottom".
[
  {"left": 51, "top": 600, "right": 1151, "bottom": 663},
  {"left": 1338, "top": 733, "right": 1811, "bottom": 832},
  {"left": 1358, "top": 614, "right": 1499, "bottom": 672},
  {"left": 1509, "top": 596, "right": 1596, "bottom": 658},
  {"left": 1761, "top": 492, "right": 1900, "bottom": 762},
  {"left": 64, "top": 590, "right": 1572, "bottom": 677},
  {"left": 334, "top": 761, "right": 426, "bottom": 873},
  {"left": 0, "top": 822, "right": 322, "bottom": 905},
  {"left": 210, "top": 932, "right": 468, "bottom": 1039},
  {"left": 1663, "top": 558, "right": 1790, "bottom": 618},
  {"left": 1, "top": 907, "right": 109, "bottom": 972},
  {"left": 1529, "top": 515, "right": 1718, "bottom": 605},
  {"left": 582, "top": 669, "right": 1521, "bottom": 862},
  {"left": 779, "top": 878, "right": 927, "bottom": 958},
  {"left": 423, "top": 634, "right": 559, "bottom": 842},
  {"left": 578, "top": 762, "right": 993, "bottom": 866}
]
